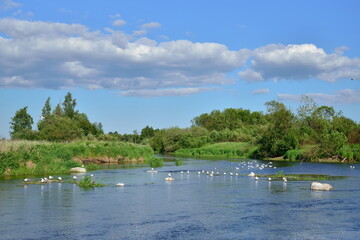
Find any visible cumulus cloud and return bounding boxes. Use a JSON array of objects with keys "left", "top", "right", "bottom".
[
  {"left": 238, "top": 44, "right": 360, "bottom": 82},
  {"left": 119, "top": 87, "right": 217, "bottom": 97},
  {"left": 112, "top": 19, "right": 126, "bottom": 27},
  {"left": 278, "top": 89, "right": 360, "bottom": 104},
  {"left": 1, "top": 18, "right": 360, "bottom": 98},
  {"left": 0, "top": 18, "right": 247, "bottom": 96},
  {"left": 252, "top": 88, "right": 270, "bottom": 95},
  {"left": 141, "top": 21, "right": 161, "bottom": 29}
]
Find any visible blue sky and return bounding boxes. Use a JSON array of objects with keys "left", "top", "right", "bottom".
[{"left": 0, "top": 0, "right": 360, "bottom": 138}]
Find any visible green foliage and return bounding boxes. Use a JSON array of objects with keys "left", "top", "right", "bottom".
[
  {"left": 0, "top": 140, "right": 154, "bottom": 176},
  {"left": 41, "top": 97, "right": 52, "bottom": 119},
  {"left": 77, "top": 175, "right": 104, "bottom": 187},
  {"left": 148, "top": 156, "right": 163, "bottom": 168},
  {"left": 175, "top": 142, "right": 253, "bottom": 158},
  {"left": 38, "top": 116, "right": 84, "bottom": 142},
  {"left": 10, "top": 106, "right": 34, "bottom": 139},
  {"left": 63, "top": 92, "right": 77, "bottom": 118},
  {"left": 175, "top": 159, "right": 184, "bottom": 166},
  {"left": 284, "top": 149, "right": 304, "bottom": 161}
]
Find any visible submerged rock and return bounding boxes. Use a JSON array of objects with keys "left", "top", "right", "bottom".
[
  {"left": 310, "top": 182, "right": 334, "bottom": 191},
  {"left": 70, "top": 167, "right": 87, "bottom": 173}
]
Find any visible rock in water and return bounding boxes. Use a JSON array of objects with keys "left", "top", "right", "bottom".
[
  {"left": 310, "top": 182, "right": 333, "bottom": 191},
  {"left": 116, "top": 183, "right": 125, "bottom": 187},
  {"left": 70, "top": 167, "right": 87, "bottom": 173}
]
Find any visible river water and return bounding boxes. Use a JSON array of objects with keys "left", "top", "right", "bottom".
[{"left": 0, "top": 156, "right": 359, "bottom": 240}]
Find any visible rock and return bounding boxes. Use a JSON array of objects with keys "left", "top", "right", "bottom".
[
  {"left": 310, "top": 182, "right": 334, "bottom": 191},
  {"left": 165, "top": 177, "right": 175, "bottom": 181},
  {"left": 70, "top": 167, "right": 87, "bottom": 173},
  {"left": 248, "top": 172, "right": 256, "bottom": 177},
  {"left": 116, "top": 183, "right": 125, "bottom": 187}
]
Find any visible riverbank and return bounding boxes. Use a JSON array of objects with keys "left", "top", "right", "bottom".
[
  {"left": 174, "top": 142, "right": 360, "bottom": 163},
  {"left": 0, "top": 140, "right": 154, "bottom": 176}
]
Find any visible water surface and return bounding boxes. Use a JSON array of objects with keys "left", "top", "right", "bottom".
[{"left": 0, "top": 157, "right": 359, "bottom": 239}]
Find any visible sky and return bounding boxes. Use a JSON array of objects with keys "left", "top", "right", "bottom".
[{"left": 0, "top": 0, "right": 360, "bottom": 138}]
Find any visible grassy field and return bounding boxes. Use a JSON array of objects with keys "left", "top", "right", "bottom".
[
  {"left": 0, "top": 140, "right": 154, "bottom": 176},
  {"left": 174, "top": 142, "right": 258, "bottom": 158}
]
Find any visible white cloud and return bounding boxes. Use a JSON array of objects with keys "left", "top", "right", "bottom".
[
  {"left": 0, "top": 0, "right": 21, "bottom": 10},
  {"left": 0, "top": 18, "right": 247, "bottom": 94},
  {"left": 119, "top": 87, "right": 217, "bottom": 97},
  {"left": 238, "top": 43, "right": 360, "bottom": 82},
  {"left": 141, "top": 21, "right": 161, "bottom": 29},
  {"left": 278, "top": 89, "right": 360, "bottom": 104},
  {"left": 1, "top": 18, "right": 359, "bottom": 98},
  {"left": 112, "top": 19, "right": 126, "bottom": 27},
  {"left": 252, "top": 88, "right": 270, "bottom": 94}
]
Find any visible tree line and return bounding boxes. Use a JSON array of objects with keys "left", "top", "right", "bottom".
[
  {"left": 9, "top": 93, "right": 360, "bottom": 161},
  {"left": 10, "top": 92, "right": 103, "bottom": 141}
]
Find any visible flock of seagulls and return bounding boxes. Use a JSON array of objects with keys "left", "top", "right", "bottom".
[
  {"left": 23, "top": 175, "right": 68, "bottom": 183},
  {"left": 150, "top": 160, "right": 285, "bottom": 182}
]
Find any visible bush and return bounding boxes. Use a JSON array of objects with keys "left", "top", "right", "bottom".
[{"left": 149, "top": 156, "right": 163, "bottom": 168}]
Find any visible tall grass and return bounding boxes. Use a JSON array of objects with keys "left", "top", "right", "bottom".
[
  {"left": 0, "top": 140, "right": 154, "bottom": 176},
  {"left": 174, "top": 142, "right": 256, "bottom": 158}
]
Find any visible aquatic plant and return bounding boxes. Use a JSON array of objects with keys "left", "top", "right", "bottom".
[
  {"left": 149, "top": 156, "right": 163, "bottom": 168},
  {"left": 77, "top": 175, "right": 104, "bottom": 187}
]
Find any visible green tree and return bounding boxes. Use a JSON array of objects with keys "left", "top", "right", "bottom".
[
  {"left": 53, "top": 104, "right": 63, "bottom": 116},
  {"left": 62, "top": 92, "right": 77, "bottom": 118},
  {"left": 10, "top": 106, "right": 34, "bottom": 139},
  {"left": 41, "top": 97, "right": 52, "bottom": 119},
  {"left": 38, "top": 116, "right": 83, "bottom": 141},
  {"left": 141, "top": 125, "right": 155, "bottom": 139}
]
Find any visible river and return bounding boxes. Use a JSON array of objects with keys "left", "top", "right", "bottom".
[{"left": 0, "top": 156, "right": 359, "bottom": 240}]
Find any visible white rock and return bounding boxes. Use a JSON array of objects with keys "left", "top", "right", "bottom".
[
  {"left": 248, "top": 172, "right": 256, "bottom": 177},
  {"left": 310, "top": 182, "right": 334, "bottom": 191},
  {"left": 116, "top": 183, "right": 125, "bottom": 187},
  {"left": 70, "top": 167, "right": 87, "bottom": 173},
  {"left": 165, "top": 177, "right": 175, "bottom": 181}
]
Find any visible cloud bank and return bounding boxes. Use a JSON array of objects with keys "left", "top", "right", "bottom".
[
  {"left": 0, "top": 18, "right": 359, "bottom": 97},
  {"left": 278, "top": 89, "right": 360, "bottom": 104}
]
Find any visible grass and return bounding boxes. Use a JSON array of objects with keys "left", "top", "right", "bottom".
[
  {"left": 77, "top": 175, "right": 104, "bottom": 188},
  {"left": 175, "top": 159, "right": 184, "bottom": 166},
  {"left": 174, "top": 142, "right": 256, "bottom": 158},
  {"left": 256, "top": 170, "right": 345, "bottom": 181},
  {"left": 0, "top": 140, "right": 154, "bottom": 176},
  {"left": 148, "top": 156, "right": 163, "bottom": 168}
]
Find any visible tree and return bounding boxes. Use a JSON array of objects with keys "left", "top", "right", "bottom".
[
  {"left": 10, "top": 106, "right": 34, "bottom": 139},
  {"left": 141, "top": 125, "right": 155, "bottom": 139},
  {"left": 38, "top": 116, "right": 83, "bottom": 141},
  {"left": 53, "top": 104, "right": 63, "bottom": 116},
  {"left": 62, "top": 92, "right": 77, "bottom": 118},
  {"left": 41, "top": 97, "right": 52, "bottom": 119}
]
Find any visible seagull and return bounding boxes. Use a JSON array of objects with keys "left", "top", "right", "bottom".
[
  {"left": 168, "top": 173, "right": 172, "bottom": 177},
  {"left": 255, "top": 176, "right": 259, "bottom": 181},
  {"left": 24, "top": 178, "right": 29, "bottom": 182},
  {"left": 58, "top": 177, "right": 62, "bottom": 181},
  {"left": 268, "top": 177, "right": 272, "bottom": 181},
  {"left": 283, "top": 177, "right": 287, "bottom": 182},
  {"left": 72, "top": 176, "right": 78, "bottom": 180},
  {"left": 49, "top": 176, "right": 54, "bottom": 180}
]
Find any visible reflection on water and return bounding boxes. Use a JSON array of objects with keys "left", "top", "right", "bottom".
[{"left": 0, "top": 157, "right": 360, "bottom": 240}]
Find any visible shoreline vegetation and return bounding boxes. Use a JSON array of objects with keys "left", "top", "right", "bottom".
[
  {"left": 2, "top": 93, "right": 360, "bottom": 176},
  {"left": 0, "top": 140, "right": 154, "bottom": 176}
]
